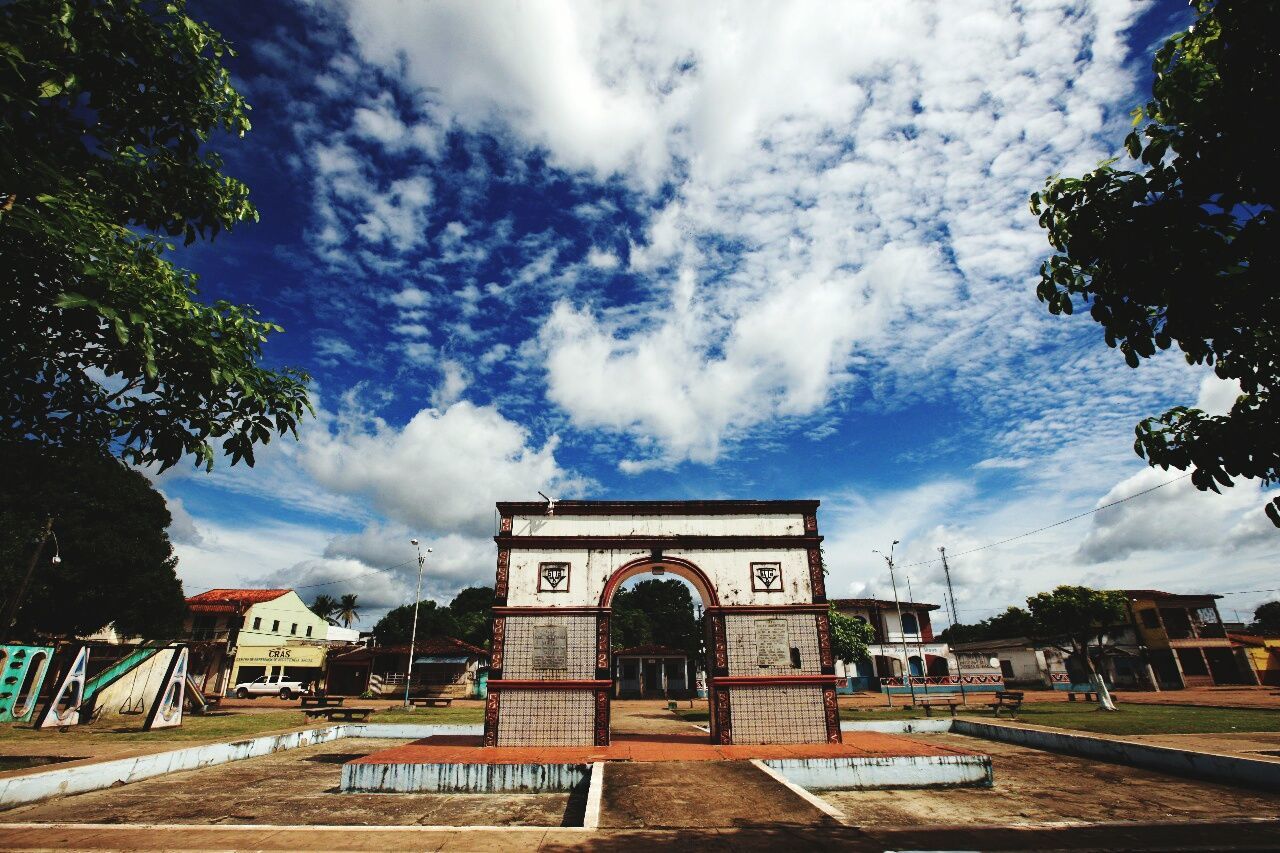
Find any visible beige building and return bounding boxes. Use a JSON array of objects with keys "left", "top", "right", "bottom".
[{"left": 184, "top": 589, "right": 332, "bottom": 694}]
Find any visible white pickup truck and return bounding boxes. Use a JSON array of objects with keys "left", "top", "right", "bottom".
[{"left": 231, "top": 674, "right": 311, "bottom": 700}]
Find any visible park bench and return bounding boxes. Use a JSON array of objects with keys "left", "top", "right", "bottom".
[
  {"left": 986, "top": 690, "right": 1024, "bottom": 718},
  {"left": 1067, "top": 689, "right": 1100, "bottom": 702},
  {"left": 912, "top": 692, "right": 963, "bottom": 717},
  {"left": 300, "top": 695, "right": 344, "bottom": 708},
  {"left": 410, "top": 696, "right": 453, "bottom": 708},
  {"left": 303, "top": 706, "right": 373, "bottom": 723}
]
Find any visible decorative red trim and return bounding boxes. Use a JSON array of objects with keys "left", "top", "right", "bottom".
[
  {"left": 497, "top": 499, "right": 820, "bottom": 516},
  {"left": 750, "top": 561, "right": 784, "bottom": 593},
  {"left": 494, "top": 548, "right": 510, "bottom": 602},
  {"left": 705, "top": 603, "right": 830, "bottom": 615},
  {"left": 536, "top": 561, "right": 572, "bottom": 594},
  {"left": 600, "top": 555, "right": 721, "bottom": 608},
  {"left": 595, "top": 612, "right": 610, "bottom": 677},
  {"left": 490, "top": 615, "right": 506, "bottom": 675},
  {"left": 822, "top": 685, "right": 841, "bottom": 743},
  {"left": 488, "top": 679, "right": 613, "bottom": 690},
  {"left": 500, "top": 514, "right": 513, "bottom": 533},
  {"left": 807, "top": 547, "right": 827, "bottom": 603},
  {"left": 492, "top": 606, "right": 606, "bottom": 616},
  {"left": 483, "top": 691, "right": 500, "bottom": 746},
  {"left": 709, "top": 675, "right": 840, "bottom": 687},
  {"left": 803, "top": 511, "right": 818, "bottom": 533},
  {"left": 714, "top": 688, "right": 732, "bottom": 744},
  {"left": 496, "top": 534, "right": 822, "bottom": 551},
  {"left": 594, "top": 688, "right": 610, "bottom": 746},
  {"left": 711, "top": 613, "right": 728, "bottom": 674},
  {"left": 816, "top": 612, "right": 834, "bottom": 669}
]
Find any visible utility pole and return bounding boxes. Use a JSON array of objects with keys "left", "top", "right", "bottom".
[
  {"left": 404, "top": 539, "right": 429, "bottom": 707},
  {"left": 939, "top": 546, "right": 967, "bottom": 704},
  {"left": 906, "top": 575, "right": 928, "bottom": 687},
  {"left": 875, "top": 541, "right": 915, "bottom": 705},
  {"left": 1, "top": 517, "right": 53, "bottom": 643}
]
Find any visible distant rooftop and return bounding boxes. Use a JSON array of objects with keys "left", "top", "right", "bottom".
[
  {"left": 1122, "top": 589, "right": 1222, "bottom": 601},
  {"left": 186, "top": 588, "right": 290, "bottom": 614},
  {"left": 830, "top": 597, "right": 941, "bottom": 612}
]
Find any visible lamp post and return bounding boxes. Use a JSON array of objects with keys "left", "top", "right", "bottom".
[
  {"left": 405, "top": 539, "right": 430, "bottom": 707},
  {"left": 875, "top": 540, "right": 915, "bottom": 705}
]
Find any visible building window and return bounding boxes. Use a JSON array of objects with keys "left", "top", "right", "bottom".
[
  {"left": 271, "top": 620, "right": 280, "bottom": 633},
  {"left": 1139, "top": 609, "right": 1160, "bottom": 629},
  {"left": 306, "top": 626, "right": 313, "bottom": 637},
  {"left": 252, "top": 617, "right": 261, "bottom": 630},
  {"left": 900, "top": 612, "right": 919, "bottom": 635},
  {"left": 290, "top": 623, "right": 297, "bottom": 635},
  {"left": 1177, "top": 648, "right": 1209, "bottom": 676}
]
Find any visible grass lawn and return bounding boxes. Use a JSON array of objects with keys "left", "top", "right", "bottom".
[
  {"left": 682, "top": 703, "right": 1280, "bottom": 736},
  {"left": 0, "top": 705, "right": 483, "bottom": 744}
]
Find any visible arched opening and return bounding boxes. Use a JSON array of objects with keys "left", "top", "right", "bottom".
[
  {"left": 900, "top": 612, "right": 919, "bottom": 636},
  {"left": 907, "top": 655, "right": 924, "bottom": 678},
  {"left": 926, "top": 654, "right": 950, "bottom": 678},
  {"left": 601, "top": 557, "right": 711, "bottom": 738}
]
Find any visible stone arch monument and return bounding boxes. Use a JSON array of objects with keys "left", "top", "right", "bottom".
[{"left": 484, "top": 500, "right": 841, "bottom": 747}]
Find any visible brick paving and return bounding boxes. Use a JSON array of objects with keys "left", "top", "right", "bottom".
[{"left": 346, "top": 730, "right": 970, "bottom": 767}]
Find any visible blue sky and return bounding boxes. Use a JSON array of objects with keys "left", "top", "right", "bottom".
[{"left": 156, "top": 1, "right": 1278, "bottom": 629}]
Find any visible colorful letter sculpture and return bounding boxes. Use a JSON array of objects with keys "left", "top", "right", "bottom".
[
  {"left": 35, "top": 646, "right": 89, "bottom": 730},
  {"left": 143, "top": 646, "right": 188, "bottom": 731}
]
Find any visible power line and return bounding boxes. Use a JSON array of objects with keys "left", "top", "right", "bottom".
[
  {"left": 898, "top": 472, "right": 1194, "bottom": 568},
  {"left": 291, "top": 557, "right": 418, "bottom": 592}
]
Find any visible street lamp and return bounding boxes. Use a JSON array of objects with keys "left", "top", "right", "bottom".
[
  {"left": 874, "top": 539, "right": 916, "bottom": 704},
  {"left": 405, "top": 539, "right": 431, "bottom": 707}
]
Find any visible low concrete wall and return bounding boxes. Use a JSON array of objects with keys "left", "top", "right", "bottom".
[
  {"left": 841, "top": 719, "right": 953, "bottom": 734},
  {"left": 954, "top": 719, "right": 1280, "bottom": 792},
  {"left": 764, "top": 754, "right": 993, "bottom": 790},
  {"left": 343, "top": 723, "right": 483, "bottom": 739},
  {"left": 341, "top": 760, "right": 589, "bottom": 793},
  {"left": 0, "top": 725, "right": 345, "bottom": 809}
]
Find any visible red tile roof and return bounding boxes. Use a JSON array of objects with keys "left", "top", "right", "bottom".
[
  {"left": 830, "top": 597, "right": 940, "bottom": 612},
  {"left": 616, "top": 644, "right": 688, "bottom": 658},
  {"left": 186, "top": 589, "right": 290, "bottom": 614}
]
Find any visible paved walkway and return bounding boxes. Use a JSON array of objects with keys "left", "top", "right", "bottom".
[{"left": 838, "top": 685, "right": 1280, "bottom": 710}]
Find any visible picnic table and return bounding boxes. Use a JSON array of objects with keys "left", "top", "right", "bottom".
[
  {"left": 986, "top": 690, "right": 1024, "bottom": 718},
  {"left": 300, "top": 695, "right": 344, "bottom": 708},
  {"left": 912, "top": 692, "right": 963, "bottom": 717},
  {"left": 410, "top": 696, "right": 453, "bottom": 708},
  {"left": 303, "top": 706, "right": 373, "bottom": 723}
]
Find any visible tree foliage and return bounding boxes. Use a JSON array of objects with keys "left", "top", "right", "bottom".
[
  {"left": 336, "top": 593, "right": 360, "bottom": 628},
  {"left": 0, "top": 443, "right": 186, "bottom": 639},
  {"left": 0, "top": 0, "right": 310, "bottom": 471},
  {"left": 371, "top": 586, "right": 495, "bottom": 647},
  {"left": 938, "top": 606, "right": 1038, "bottom": 645},
  {"left": 610, "top": 579, "right": 702, "bottom": 659},
  {"left": 309, "top": 594, "right": 339, "bottom": 625},
  {"left": 1250, "top": 600, "right": 1280, "bottom": 634},
  {"left": 1026, "top": 585, "right": 1128, "bottom": 710},
  {"left": 828, "top": 606, "right": 874, "bottom": 665},
  {"left": 1030, "top": 0, "right": 1280, "bottom": 526}
]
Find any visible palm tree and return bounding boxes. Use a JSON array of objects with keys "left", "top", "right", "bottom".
[
  {"left": 310, "top": 594, "right": 339, "bottom": 625},
  {"left": 337, "top": 593, "right": 360, "bottom": 628}
]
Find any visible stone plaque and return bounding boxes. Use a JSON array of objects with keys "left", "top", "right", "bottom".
[
  {"left": 532, "top": 624, "right": 568, "bottom": 671},
  {"left": 755, "top": 618, "right": 791, "bottom": 667}
]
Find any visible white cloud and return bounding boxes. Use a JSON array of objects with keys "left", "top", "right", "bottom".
[
  {"left": 302, "top": 398, "right": 582, "bottom": 536},
  {"left": 1195, "top": 373, "right": 1242, "bottom": 415}
]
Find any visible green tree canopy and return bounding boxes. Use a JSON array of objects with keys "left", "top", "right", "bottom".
[
  {"left": 938, "top": 606, "right": 1038, "bottom": 645},
  {"left": 336, "top": 593, "right": 360, "bottom": 628},
  {"left": 0, "top": 0, "right": 310, "bottom": 471},
  {"left": 372, "top": 599, "right": 459, "bottom": 646},
  {"left": 1031, "top": 0, "right": 1280, "bottom": 526},
  {"left": 610, "top": 579, "right": 701, "bottom": 658},
  {"left": 0, "top": 444, "right": 186, "bottom": 639},
  {"left": 447, "top": 586, "right": 494, "bottom": 648},
  {"left": 1026, "top": 585, "right": 1128, "bottom": 710},
  {"left": 1250, "top": 600, "right": 1280, "bottom": 634},
  {"left": 309, "top": 594, "right": 339, "bottom": 625},
  {"left": 828, "top": 606, "right": 874, "bottom": 665}
]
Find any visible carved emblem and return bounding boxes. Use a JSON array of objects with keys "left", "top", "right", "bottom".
[
  {"left": 538, "top": 561, "right": 570, "bottom": 592},
  {"left": 751, "top": 561, "right": 782, "bottom": 592},
  {"left": 822, "top": 686, "right": 840, "bottom": 743},
  {"left": 804, "top": 512, "right": 818, "bottom": 533},
  {"left": 500, "top": 515, "right": 513, "bottom": 533},
  {"left": 816, "top": 612, "right": 834, "bottom": 668},
  {"left": 715, "top": 690, "right": 732, "bottom": 744},
  {"left": 483, "top": 692, "right": 500, "bottom": 746}
]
